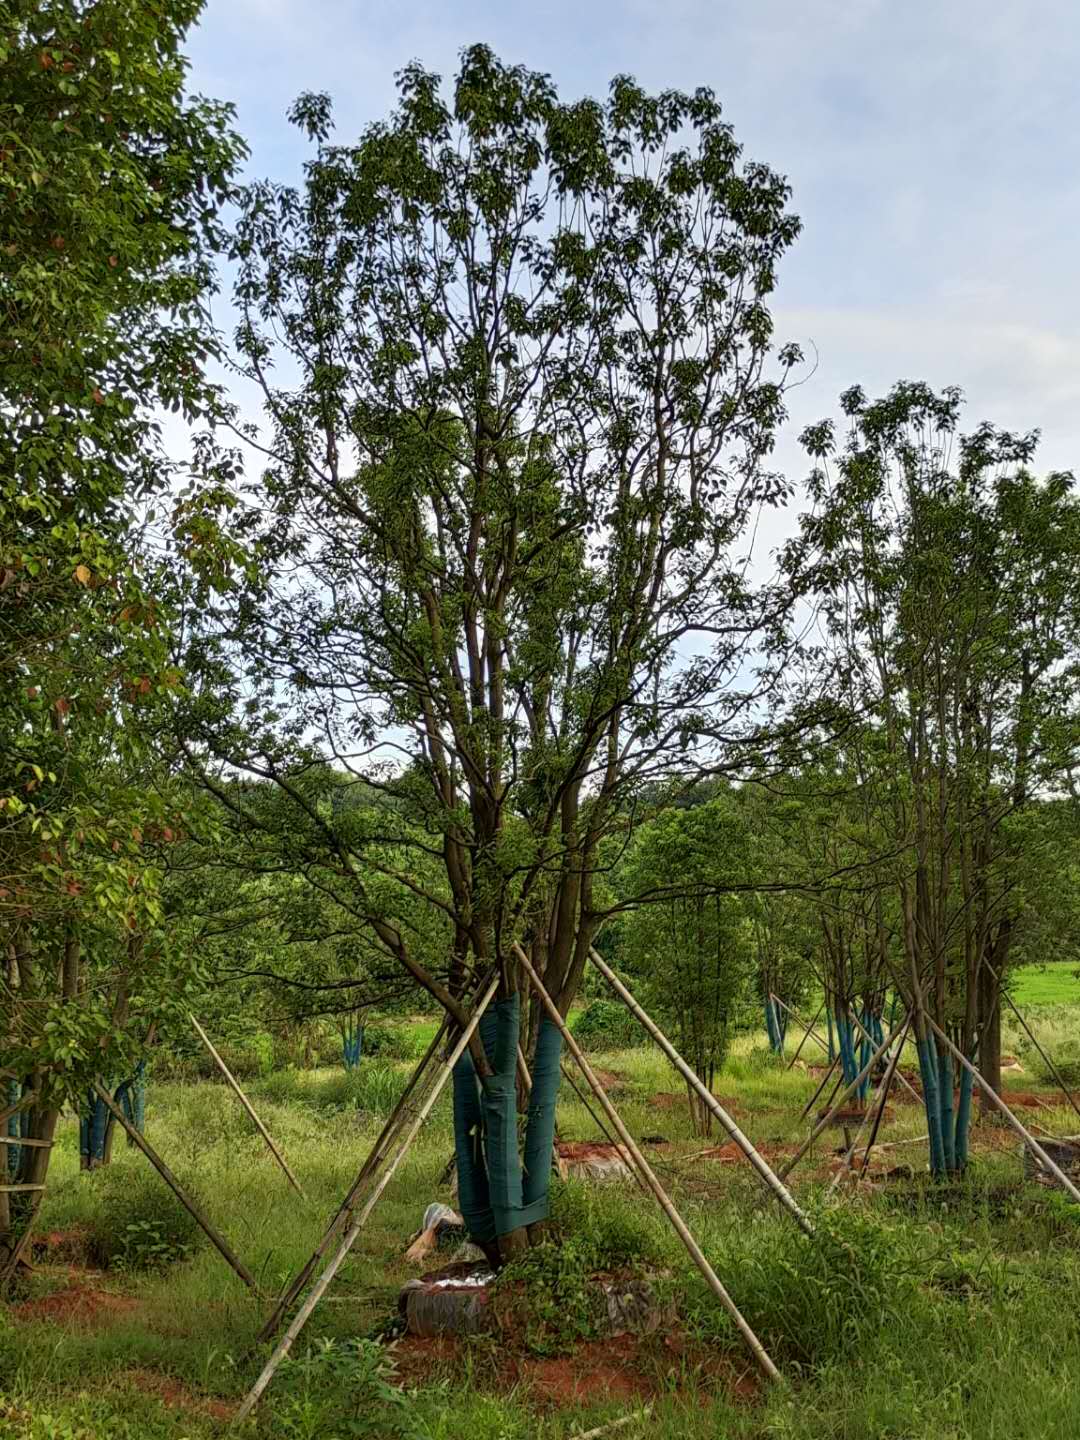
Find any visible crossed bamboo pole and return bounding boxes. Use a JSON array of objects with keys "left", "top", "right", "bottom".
[
  {"left": 91, "top": 1082, "right": 258, "bottom": 1292},
  {"left": 826, "top": 1016, "right": 912, "bottom": 1195},
  {"left": 588, "top": 949, "right": 813, "bottom": 1238},
  {"left": 256, "top": 1013, "right": 451, "bottom": 1345},
  {"left": 190, "top": 1015, "right": 305, "bottom": 1198},
  {"left": 778, "top": 1018, "right": 906, "bottom": 1182},
  {"left": 981, "top": 961, "right": 1080, "bottom": 1128},
  {"left": 235, "top": 978, "right": 499, "bottom": 1423},
  {"left": 922, "top": 1014, "right": 1080, "bottom": 1204},
  {"left": 515, "top": 944, "right": 782, "bottom": 1385}
]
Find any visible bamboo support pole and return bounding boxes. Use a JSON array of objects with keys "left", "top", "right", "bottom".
[
  {"left": 922, "top": 1014, "right": 1080, "bottom": 1204},
  {"left": 782, "top": 999, "right": 828, "bottom": 1068},
  {"left": 0, "top": 1135, "right": 51, "bottom": 1148},
  {"left": 235, "top": 977, "right": 499, "bottom": 1424},
  {"left": 800, "top": 1053, "right": 840, "bottom": 1120},
  {"left": 256, "top": 1013, "right": 451, "bottom": 1344},
  {"left": 847, "top": 1008, "right": 921, "bottom": 1106},
  {"left": 558, "top": 1060, "right": 651, "bottom": 1198},
  {"left": 190, "top": 1015, "right": 305, "bottom": 1198},
  {"left": 0, "top": 1092, "right": 37, "bottom": 1129},
  {"left": 517, "top": 946, "right": 782, "bottom": 1386},
  {"left": 90, "top": 1082, "right": 258, "bottom": 1292},
  {"left": 778, "top": 1019, "right": 906, "bottom": 1182},
  {"left": 858, "top": 1017, "right": 913, "bottom": 1175},
  {"left": 987, "top": 965, "right": 1080, "bottom": 1128},
  {"left": 589, "top": 947, "right": 813, "bottom": 1237},
  {"left": 573, "top": 1406, "right": 654, "bottom": 1439},
  {"left": 827, "top": 1017, "right": 910, "bottom": 1195}
]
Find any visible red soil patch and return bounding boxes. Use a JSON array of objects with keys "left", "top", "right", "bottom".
[
  {"left": 557, "top": 1140, "right": 627, "bottom": 1162},
  {"left": 591, "top": 1069, "right": 624, "bottom": 1091},
  {"left": 125, "top": 1369, "right": 235, "bottom": 1423},
  {"left": 29, "top": 1228, "right": 90, "bottom": 1263},
  {"left": 14, "top": 1279, "right": 140, "bottom": 1329},
  {"left": 820, "top": 1105, "right": 897, "bottom": 1126},
  {"left": 515, "top": 1335, "right": 654, "bottom": 1407},
  {"left": 392, "top": 1331, "right": 759, "bottom": 1410},
  {"left": 997, "top": 1091, "right": 1054, "bottom": 1110},
  {"left": 694, "top": 1142, "right": 745, "bottom": 1164}
]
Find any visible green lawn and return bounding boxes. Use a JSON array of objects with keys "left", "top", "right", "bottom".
[{"left": 1012, "top": 963, "right": 1080, "bottom": 1007}]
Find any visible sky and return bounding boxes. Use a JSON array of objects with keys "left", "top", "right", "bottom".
[{"left": 185, "top": 0, "right": 1080, "bottom": 544}]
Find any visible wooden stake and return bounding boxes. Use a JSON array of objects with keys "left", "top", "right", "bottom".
[
  {"left": 922, "top": 1014, "right": 1080, "bottom": 1204},
  {"left": 235, "top": 977, "right": 500, "bottom": 1423},
  {"left": 190, "top": 1015, "right": 305, "bottom": 1199},
  {"left": 256, "top": 1013, "right": 450, "bottom": 1344},
  {"left": 778, "top": 1018, "right": 905, "bottom": 1183},
  {"left": 517, "top": 945, "right": 782, "bottom": 1386},
  {"left": 589, "top": 947, "right": 813, "bottom": 1237},
  {"left": 90, "top": 1082, "right": 258, "bottom": 1292}
]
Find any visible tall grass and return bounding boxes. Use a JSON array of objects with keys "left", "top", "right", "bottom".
[{"left": 3, "top": 1006, "right": 1080, "bottom": 1438}]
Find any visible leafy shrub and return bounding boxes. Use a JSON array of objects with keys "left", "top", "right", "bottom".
[
  {"left": 158, "top": 1030, "right": 275, "bottom": 1082},
  {"left": 275, "top": 1337, "right": 428, "bottom": 1440},
  {"left": 735, "top": 1044, "right": 785, "bottom": 1075},
  {"left": 492, "top": 1236, "right": 601, "bottom": 1353},
  {"left": 363, "top": 1023, "right": 439, "bottom": 1061},
  {"left": 361, "top": 1024, "right": 414, "bottom": 1060},
  {"left": 570, "top": 999, "right": 646, "bottom": 1052},
  {"left": 88, "top": 1172, "right": 203, "bottom": 1272},
  {"left": 548, "top": 1177, "right": 670, "bottom": 1271}
]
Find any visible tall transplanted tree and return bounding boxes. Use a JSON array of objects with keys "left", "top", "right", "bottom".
[
  {"left": 788, "top": 383, "right": 1080, "bottom": 1175},
  {"left": 0, "top": 0, "right": 243, "bottom": 1278},
  {"left": 198, "top": 48, "right": 802, "bottom": 1261}
]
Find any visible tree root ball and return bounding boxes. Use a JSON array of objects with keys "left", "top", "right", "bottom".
[{"left": 399, "top": 1262, "right": 676, "bottom": 1339}]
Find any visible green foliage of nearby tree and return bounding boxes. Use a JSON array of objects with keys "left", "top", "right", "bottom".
[
  {"left": 618, "top": 796, "right": 755, "bottom": 1131},
  {"left": 783, "top": 382, "right": 1080, "bottom": 1172},
  {"left": 0, "top": 0, "right": 243, "bottom": 1278}
]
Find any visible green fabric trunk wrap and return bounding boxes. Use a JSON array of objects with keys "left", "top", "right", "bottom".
[
  {"left": 954, "top": 1064, "right": 974, "bottom": 1169},
  {"left": 478, "top": 995, "right": 526, "bottom": 1238},
  {"left": 521, "top": 1019, "right": 563, "bottom": 1223},
  {"left": 452, "top": 996, "right": 563, "bottom": 1241},
  {"left": 937, "top": 1045, "right": 956, "bottom": 1172},
  {"left": 917, "top": 1035, "right": 945, "bottom": 1176},
  {"left": 452, "top": 1041, "right": 496, "bottom": 1245}
]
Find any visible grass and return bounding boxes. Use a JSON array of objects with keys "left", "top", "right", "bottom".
[
  {"left": 1011, "top": 963, "right": 1080, "bottom": 1008},
  {"left": 2, "top": 1009, "right": 1080, "bottom": 1439}
]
